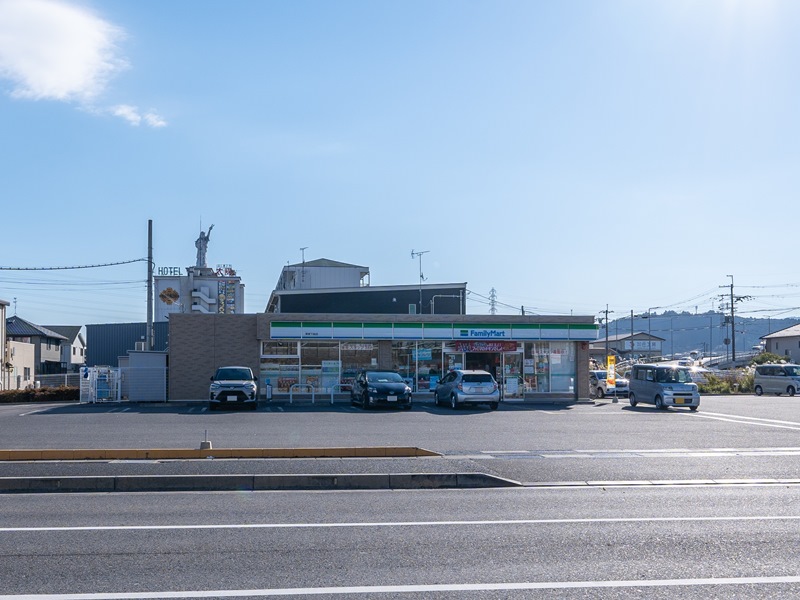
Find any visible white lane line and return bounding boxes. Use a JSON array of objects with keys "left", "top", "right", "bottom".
[
  {"left": 2, "top": 515, "right": 800, "bottom": 533},
  {"left": 3, "top": 575, "right": 800, "bottom": 598},
  {"left": 682, "top": 412, "right": 800, "bottom": 431}
]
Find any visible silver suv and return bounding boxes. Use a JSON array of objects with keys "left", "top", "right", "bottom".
[
  {"left": 433, "top": 369, "right": 500, "bottom": 410},
  {"left": 209, "top": 366, "right": 258, "bottom": 411}
]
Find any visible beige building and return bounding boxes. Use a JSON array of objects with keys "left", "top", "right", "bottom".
[
  {"left": 168, "top": 312, "right": 597, "bottom": 402},
  {"left": 763, "top": 324, "right": 800, "bottom": 364}
]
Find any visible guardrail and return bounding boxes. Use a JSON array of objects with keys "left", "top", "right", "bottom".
[{"left": 289, "top": 383, "right": 316, "bottom": 404}]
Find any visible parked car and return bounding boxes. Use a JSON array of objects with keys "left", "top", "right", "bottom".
[
  {"left": 753, "top": 364, "right": 800, "bottom": 396},
  {"left": 350, "top": 370, "right": 412, "bottom": 410},
  {"left": 589, "top": 370, "right": 629, "bottom": 398},
  {"left": 433, "top": 369, "right": 500, "bottom": 410},
  {"left": 209, "top": 366, "right": 258, "bottom": 411},
  {"left": 628, "top": 364, "right": 700, "bottom": 411}
]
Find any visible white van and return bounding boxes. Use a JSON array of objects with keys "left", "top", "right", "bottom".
[
  {"left": 753, "top": 364, "right": 800, "bottom": 396},
  {"left": 629, "top": 364, "right": 700, "bottom": 411}
]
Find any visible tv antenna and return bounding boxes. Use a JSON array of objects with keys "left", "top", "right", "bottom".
[{"left": 411, "top": 250, "right": 429, "bottom": 314}]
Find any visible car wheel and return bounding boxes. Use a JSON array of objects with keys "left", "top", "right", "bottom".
[
  {"left": 629, "top": 392, "right": 637, "bottom": 407},
  {"left": 655, "top": 395, "right": 665, "bottom": 410},
  {"left": 490, "top": 402, "right": 498, "bottom": 410},
  {"left": 450, "top": 394, "right": 458, "bottom": 410},
  {"left": 690, "top": 405, "right": 699, "bottom": 411},
  {"left": 596, "top": 387, "right": 605, "bottom": 399},
  {"left": 754, "top": 385, "right": 763, "bottom": 396},
  {"left": 250, "top": 402, "right": 258, "bottom": 411},
  {"left": 788, "top": 386, "right": 796, "bottom": 397}
]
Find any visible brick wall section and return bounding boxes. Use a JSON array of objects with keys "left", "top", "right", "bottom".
[{"left": 169, "top": 314, "right": 259, "bottom": 400}]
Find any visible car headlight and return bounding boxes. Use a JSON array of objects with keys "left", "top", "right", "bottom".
[
  {"left": 405, "top": 386, "right": 412, "bottom": 394},
  {"left": 210, "top": 383, "right": 220, "bottom": 390},
  {"left": 245, "top": 382, "right": 257, "bottom": 390}
]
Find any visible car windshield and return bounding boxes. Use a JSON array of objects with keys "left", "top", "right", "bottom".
[
  {"left": 594, "top": 371, "right": 607, "bottom": 379},
  {"left": 366, "top": 371, "right": 404, "bottom": 383},
  {"left": 215, "top": 368, "right": 253, "bottom": 380},
  {"left": 785, "top": 366, "right": 800, "bottom": 377},
  {"left": 462, "top": 374, "right": 494, "bottom": 383},
  {"left": 655, "top": 368, "right": 692, "bottom": 383}
]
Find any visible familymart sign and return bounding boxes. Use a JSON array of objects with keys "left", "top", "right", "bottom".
[{"left": 269, "top": 321, "right": 597, "bottom": 341}]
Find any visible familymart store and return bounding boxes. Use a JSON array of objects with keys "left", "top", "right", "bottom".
[{"left": 259, "top": 316, "right": 598, "bottom": 401}]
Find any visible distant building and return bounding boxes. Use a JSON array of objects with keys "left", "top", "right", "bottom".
[
  {"left": 154, "top": 264, "right": 244, "bottom": 322},
  {"left": 267, "top": 258, "right": 465, "bottom": 315},
  {"left": 762, "top": 324, "right": 800, "bottom": 364},
  {"left": 44, "top": 325, "right": 86, "bottom": 373},
  {"left": 5, "top": 316, "right": 68, "bottom": 376},
  {"left": 85, "top": 322, "right": 169, "bottom": 367},
  {"left": 591, "top": 332, "right": 664, "bottom": 364}
]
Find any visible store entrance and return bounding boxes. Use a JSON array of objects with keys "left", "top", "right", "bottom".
[{"left": 466, "top": 352, "right": 501, "bottom": 381}]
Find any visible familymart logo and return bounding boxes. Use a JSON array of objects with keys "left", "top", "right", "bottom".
[{"left": 459, "top": 329, "right": 507, "bottom": 338}]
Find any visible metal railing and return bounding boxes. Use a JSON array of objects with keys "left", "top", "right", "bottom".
[
  {"left": 289, "top": 383, "right": 316, "bottom": 404},
  {"left": 328, "top": 383, "right": 352, "bottom": 405}
]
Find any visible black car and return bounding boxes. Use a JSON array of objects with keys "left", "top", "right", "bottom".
[{"left": 350, "top": 370, "right": 412, "bottom": 410}]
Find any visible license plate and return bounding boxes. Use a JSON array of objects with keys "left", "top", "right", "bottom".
[
  {"left": 226, "top": 395, "right": 237, "bottom": 401},
  {"left": 387, "top": 395, "right": 397, "bottom": 402},
  {"left": 675, "top": 398, "right": 684, "bottom": 404}
]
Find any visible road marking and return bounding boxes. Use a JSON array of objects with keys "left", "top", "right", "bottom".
[
  {"left": 690, "top": 411, "right": 800, "bottom": 427},
  {"left": 2, "top": 514, "right": 799, "bottom": 533},
  {"left": 2, "top": 575, "right": 800, "bottom": 598},
  {"left": 682, "top": 411, "right": 800, "bottom": 431},
  {"left": 474, "top": 447, "right": 800, "bottom": 459},
  {"left": 18, "top": 408, "right": 53, "bottom": 416}
]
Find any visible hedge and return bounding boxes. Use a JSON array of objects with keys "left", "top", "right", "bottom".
[{"left": 0, "top": 386, "right": 79, "bottom": 403}]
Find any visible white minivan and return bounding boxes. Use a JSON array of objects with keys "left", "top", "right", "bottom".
[
  {"left": 753, "top": 364, "right": 800, "bottom": 396},
  {"left": 629, "top": 364, "right": 700, "bottom": 411}
]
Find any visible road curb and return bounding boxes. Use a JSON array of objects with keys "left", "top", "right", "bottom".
[
  {"left": 0, "top": 472, "right": 522, "bottom": 494},
  {"left": 0, "top": 446, "right": 440, "bottom": 461}
]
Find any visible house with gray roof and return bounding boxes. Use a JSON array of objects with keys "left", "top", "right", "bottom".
[
  {"left": 44, "top": 325, "right": 87, "bottom": 373},
  {"left": 6, "top": 316, "right": 68, "bottom": 375},
  {"left": 762, "top": 324, "right": 800, "bottom": 364}
]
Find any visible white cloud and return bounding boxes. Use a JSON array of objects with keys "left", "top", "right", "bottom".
[
  {"left": 111, "top": 104, "right": 167, "bottom": 128},
  {"left": 0, "top": 0, "right": 166, "bottom": 127}
]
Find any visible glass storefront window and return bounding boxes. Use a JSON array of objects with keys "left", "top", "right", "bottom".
[
  {"left": 524, "top": 342, "right": 551, "bottom": 393},
  {"left": 261, "top": 341, "right": 299, "bottom": 356},
  {"left": 549, "top": 341, "right": 576, "bottom": 393},
  {"left": 340, "top": 342, "right": 378, "bottom": 390},
  {"left": 300, "top": 342, "right": 340, "bottom": 392}
]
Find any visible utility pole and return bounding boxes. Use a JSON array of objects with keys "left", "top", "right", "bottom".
[
  {"left": 410, "top": 250, "right": 429, "bottom": 314},
  {"left": 146, "top": 220, "right": 154, "bottom": 351},
  {"left": 728, "top": 275, "right": 735, "bottom": 361},
  {"left": 601, "top": 305, "right": 614, "bottom": 366}
]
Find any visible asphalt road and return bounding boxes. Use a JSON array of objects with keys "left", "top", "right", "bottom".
[
  {"left": 2, "top": 395, "right": 800, "bottom": 598},
  {"left": 0, "top": 396, "right": 799, "bottom": 486},
  {"left": 2, "top": 485, "right": 800, "bottom": 598}
]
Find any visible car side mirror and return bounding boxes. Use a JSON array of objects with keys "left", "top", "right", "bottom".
[{"left": 210, "top": 376, "right": 214, "bottom": 381}]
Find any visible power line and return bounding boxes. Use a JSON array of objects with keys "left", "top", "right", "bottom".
[{"left": 0, "top": 258, "right": 147, "bottom": 271}]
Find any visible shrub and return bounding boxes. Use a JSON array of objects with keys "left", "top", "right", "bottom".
[
  {"left": 0, "top": 386, "right": 79, "bottom": 403},
  {"left": 697, "top": 369, "right": 753, "bottom": 394},
  {"left": 751, "top": 353, "right": 786, "bottom": 366}
]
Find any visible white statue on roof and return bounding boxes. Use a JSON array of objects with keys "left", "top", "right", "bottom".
[{"left": 195, "top": 224, "right": 214, "bottom": 268}]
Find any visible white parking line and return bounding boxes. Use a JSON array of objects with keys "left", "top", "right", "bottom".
[
  {"left": 2, "top": 575, "right": 800, "bottom": 598},
  {"left": 683, "top": 411, "right": 800, "bottom": 431}
]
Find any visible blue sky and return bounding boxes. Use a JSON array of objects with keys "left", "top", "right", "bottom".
[{"left": 2, "top": 0, "right": 800, "bottom": 326}]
